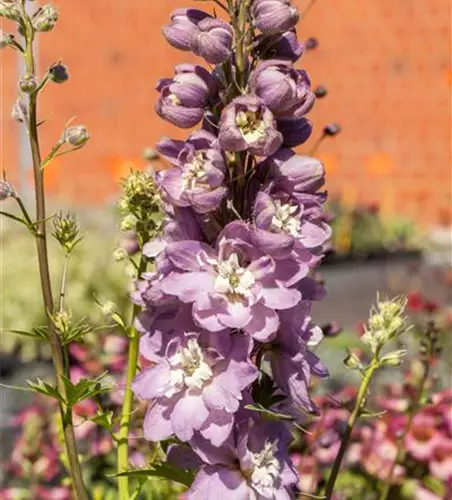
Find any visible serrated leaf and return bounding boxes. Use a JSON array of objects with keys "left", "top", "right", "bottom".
[
  {"left": 27, "top": 378, "right": 64, "bottom": 402},
  {"left": 61, "top": 372, "right": 111, "bottom": 407},
  {"left": 114, "top": 462, "right": 195, "bottom": 487},
  {"left": 61, "top": 318, "right": 92, "bottom": 345},
  {"left": 91, "top": 410, "right": 114, "bottom": 430}
]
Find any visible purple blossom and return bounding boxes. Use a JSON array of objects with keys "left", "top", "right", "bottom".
[
  {"left": 218, "top": 95, "right": 282, "bottom": 157},
  {"left": 162, "top": 9, "right": 210, "bottom": 51},
  {"left": 277, "top": 117, "right": 313, "bottom": 148},
  {"left": 155, "top": 64, "right": 216, "bottom": 129},
  {"left": 264, "top": 301, "right": 328, "bottom": 412},
  {"left": 250, "top": 59, "right": 315, "bottom": 119},
  {"left": 187, "top": 420, "right": 298, "bottom": 499},
  {"left": 191, "top": 18, "right": 233, "bottom": 64},
  {"left": 258, "top": 30, "right": 304, "bottom": 61},
  {"left": 132, "top": 332, "right": 257, "bottom": 445},
  {"left": 252, "top": 0, "right": 299, "bottom": 35},
  {"left": 155, "top": 131, "right": 228, "bottom": 213},
  {"left": 153, "top": 222, "right": 304, "bottom": 340}
]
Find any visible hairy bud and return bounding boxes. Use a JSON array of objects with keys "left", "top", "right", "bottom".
[
  {"left": 19, "top": 73, "right": 38, "bottom": 93},
  {"left": 11, "top": 98, "right": 28, "bottom": 123},
  {"left": 101, "top": 301, "right": 118, "bottom": 317},
  {"left": 0, "top": 1, "right": 21, "bottom": 21},
  {"left": 32, "top": 4, "right": 59, "bottom": 32},
  {"left": 49, "top": 62, "right": 69, "bottom": 83},
  {"left": 381, "top": 349, "right": 407, "bottom": 367},
  {"left": 63, "top": 125, "right": 90, "bottom": 147},
  {"left": 52, "top": 310, "right": 72, "bottom": 337},
  {"left": 113, "top": 247, "right": 128, "bottom": 262},
  {"left": 120, "top": 215, "right": 137, "bottom": 232},
  {"left": 0, "top": 29, "right": 13, "bottom": 49},
  {"left": 0, "top": 180, "right": 13, "bottom": 200},
  {"left": 52, "top": 211, "right": 80, "bottom": 252},
  {"left": 343, "top": 349, "right": 362, "bottom": 370}
]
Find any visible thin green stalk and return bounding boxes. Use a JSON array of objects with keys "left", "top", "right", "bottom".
[
  {"left": 21, "top": 8, "right": 88, "bottom": 499},
  {"left": 378, "top": 361, "right": 430, "bottom": 500},
  {"left": 117, "top": 256, "right": 148, "bottom": 499},
  {"left": 324, "top": 349, "right": 382, "bottom": 499}
]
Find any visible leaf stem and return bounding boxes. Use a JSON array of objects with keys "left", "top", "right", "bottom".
[
  {"left": 21, "top": 7, "right": 88, "bottom": 500},
  {"left": 324, "top": 349, "right": 382, "bottom": 499},
  {"left": 117, "top": 255, "right": 148, "bottom": 499}
]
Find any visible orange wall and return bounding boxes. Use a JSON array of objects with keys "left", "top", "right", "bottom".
[{"left": 1, "top": 0, "right": 451, "bottom": 223}]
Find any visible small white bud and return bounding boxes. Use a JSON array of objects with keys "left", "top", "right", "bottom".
[
  {"left": 32, "top": 4, "right": 59, "bottom": 32},
  {"left": 381, "top": 349, "right": 407, "bottom": 367},
  {"left": 101, "top": 301, "right": 118, "bottom": 317},
  {"left": 0, "top": 1, "right": 21, "bottom": 21},
  {"left": 343, "top": 349, "right": 362, "bottom": 370},
  {"left": 120, "top": 215, "right": 136, "bottom": 231}
]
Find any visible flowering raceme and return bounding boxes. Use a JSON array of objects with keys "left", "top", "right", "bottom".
[{"left": 132, "top": 0, "right": 330, "bottom": 497}]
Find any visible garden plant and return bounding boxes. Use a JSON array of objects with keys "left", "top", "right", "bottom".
[{"left": 0, "top": 1, "right": 450, "bottom": 499}]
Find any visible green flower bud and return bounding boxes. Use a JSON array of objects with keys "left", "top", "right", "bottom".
[
  {"left": 32, "top": 4, "right": 59, "bottom": 32},
  {"left": 381, "top": 349, "right": 407, "bottom": 367},
  {"left": 0, "top": 1, "right": 21, "bottom": 21},
  {"left": 113, "top": 247, "right": 127, "bottom": 262},
  {"left": 0, "top": 29, "right": 13, "bottom": 49},
  {"left": 101, "top": 301, "right": 117, "bottom": 317},
  {"left": 343, "top": 349, "right": 362, "bottom": 370},
  {"left": 19, "top": 73, "right": 38, "bottom": 93},
  {"left": 0, "top": 180, "right": 13, "bottom": 200},
  {"left": 52, "top": 211, "right": 80, "bottom": 252},
  {"left": 120, "top": 215, "right": 136, "bottom": 231},
  {"left": 52, "top": 310, "right": 72, "bottom": 336}
]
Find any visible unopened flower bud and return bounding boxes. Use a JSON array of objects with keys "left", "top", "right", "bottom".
[
  {"left": 32, "top": 4, "right": 59, "bottom": 32},
  {"left": 0, "top": 180, "right": 13, "bottom": 200},
  {"left": 11, "top": 97, "right": 27, "bottom": 123},
  {"left": 343, "top": 349, "right": 362, "bottom": 370},
  {"left": 113, "top": 247, "right": 127, "bottom": 262},
  {"left": 323, "top": 123, "right": 342, "bottom": 137},
  {"left": 305, "top": 37, "right": 318, "bottom": 50},
  {"left": 190, "top": 17, "right": 233, "bottom": 64},
  {"left": 52, "top": 212, "right": 79, "bottom": 252},
  {"left": 0, "top": 29, "right": 13, "bottom": 49},
  {"left": 381, "top": 349, "right": 407, "bottom": 367},
  {"left": 142, "top": 147, "right": 159, "bottom": 161},
  {"left": 53, "top": 310, "right": 72, "bottom": 336},
  {"left": 314, "top": 85, "right": 328, "bottom": 98},
  {"left": 120, "top": 215, "right": 136, "bottom": 231},
  {"left": 19, "top": 73, "right": 38, "bottom": 93},
  {"left": 0, "top": 1, "right": 21, "bottom": 21},
  {"left": 252, "top": 0, "right": 299, "bottom": 35},
  {"left": 63, "top": 125, "right": 90, "bottom": 147},
  {"left": 49, "top": 62, "right": 69, "bottom": 83},
  {"left": 102, "top": 301, "right": 118, "bottom": 317}
]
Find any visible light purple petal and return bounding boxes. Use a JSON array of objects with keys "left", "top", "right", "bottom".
[
  {"left": 143, "top": 400, "right": 174, "bottom": 441},
  {"left": 187, "top": 466, "right": 249, "bottom": 500},
  {"left": 171, "top": 394, "right": 210, "bottom": 441}
]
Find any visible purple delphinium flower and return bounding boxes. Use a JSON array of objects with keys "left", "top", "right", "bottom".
[
  {"left": 257, "top": 30, "right": 304, "bottom": 62},
  {"left": 191, "top": 18, "right": 233, "bottom": 64},
  {"left": 154, "top": 221, "right": 304, "bottom": 340},
  {"left": 218, "top": 95, "right": 282, "bottom": 157},
  {"left": 187, "top": 419, "right": 298, "bottom": 499},
  {"left": 251, "top": 0, "right": 299, "bottom": 35},
  {"left": 250, "top": 59, "right": 315, "bottom": 119},
  {"left": 155, "top": 64, "right": 217, "bottom": 129},
  {"left": 162, "top": 9, "right": 211, "bottom": 51},
  {"left": 132, "top": 331, "right": 257, "bottom": 445},
  {"left": 264, "top": 301, "right": 328, "bottom": 413},
  {"left": 155, "top": 131, "right": 228, "bottom": 214},
  {"left": 277, "top": 117, "right": 313, "bottom": 148}
]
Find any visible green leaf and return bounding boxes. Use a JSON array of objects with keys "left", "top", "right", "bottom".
[
  {"left": 114, "top": 462, "right": 195, "bottom": 488},
  {"left": 61, "top": 318, "right": 92, "bottom": 345},
  {"left": 61, "top": 372, "right": 111, "bottom": 407},
  {"left": 27, "top": 378, "right": 64, "bottom": 402},
  {"left": 91, "top": 410, "right": 114, "bottom": 430},
  {"left": 2, "top": 326, "right": 48, "bottom": 341}
]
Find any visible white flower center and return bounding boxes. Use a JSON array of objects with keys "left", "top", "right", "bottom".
[
  {"left": 271, "top": 200, "right": 301, "bottom": 237},
  {"left": 181, "top": 153, "right": 207, "bottom": 190},
  {"left": 236, "top": 111, "right": 266, "bottom": 144},
  {"left": 168, "top": 93, "right": 181, "bottom": 105},
  {"left": 213, "top": 253, "right": 255, "bottom": 298},
  {"left": 169, "top": 339, "right": 212, "bottom": 390},
  {"left": 250, "top": 441, "right": 281, "bottom": 496}
]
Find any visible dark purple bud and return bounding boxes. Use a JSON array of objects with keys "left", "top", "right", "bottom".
[
  {"left": 305, "top": 37, "right": 318, "bottom": 50},
  {"left": 155, "top": 64, "right": 216, "bottom": 129},
  {"left": 191, "top": 18, "right": 233, "bottom": 64},
  {"left": 49, "top": 63, "right": 69, "bottom": 83},
  {"left": 258, "top": 30, "right": 304, "bottom": 62},
  {"left": 314, "top": 85, "right": 327, "bottom": 98},
  {"left": 321, "top": 322, "right": 342, "bottom": 337},
  {"left": 162, "top": 8, "right": 210, "bottom": 51},
  {"left": 250, "top": 60, "right": 315, "bottom": 118},
  {"left": 323, "top": 123, "right": 342, "bottom": 136},
  {"left": 252, "top": 0, "right": 299, "bottom": 35},
  {"left": 218, "top": 95, "right": 283, "bottom": 157},
  {"left": 277, "top": 117, "right": 313, "bottom": 148}
]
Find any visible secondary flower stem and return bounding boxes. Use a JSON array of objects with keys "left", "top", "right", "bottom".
[
  {"left": 22, "top": 12, "right": 88, "bottom": 500},
  {"left": 117, "top": 255, "right": 148, "bottom": 499},
  {"left": 378, "top": 360, "right": 430, "bottom": 500},
  {"left": 324, "top": 352, "right": 381, "bottom": 499}
]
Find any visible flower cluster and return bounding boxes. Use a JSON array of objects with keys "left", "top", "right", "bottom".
[{"left": 131, "top": 1, "right": 331, "bottom": 497}]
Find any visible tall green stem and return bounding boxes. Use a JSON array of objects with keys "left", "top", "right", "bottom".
[
  {"left": 117, "top": 256, "right": 147, "bottom": 499},
  {"left": 324, "top": 351, "right": 381, "bottom": 499},
  {"left": 22, "top": 11, "right": 88, "bottom": 500},
  {"left": 378, "top": 361, "right": 430, "bottom": 500}
]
